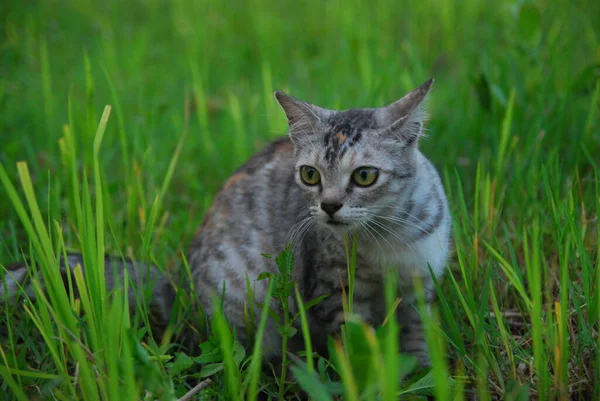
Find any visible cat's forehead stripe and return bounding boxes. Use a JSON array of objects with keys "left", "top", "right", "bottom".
[
  {"left": 328, "top": 108, "right": 376, "bottom": 128},
  {"left": 324, "top": 123, "right": 364, "bottom": 166},
  {"left": 320, "top": 108, "right": 377, "bottom": 166}
]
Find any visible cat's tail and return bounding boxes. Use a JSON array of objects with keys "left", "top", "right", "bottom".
[{"left": 0, "top": 254, "right": 177, "bottom": 330}]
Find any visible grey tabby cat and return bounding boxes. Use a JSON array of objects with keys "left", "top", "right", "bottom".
[{"left": 1, "top": 79, "right": 451, "bottom": 366}]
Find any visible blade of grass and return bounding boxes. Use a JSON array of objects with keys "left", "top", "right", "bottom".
[
  {"left": 414, "top": 274, "right": 451, "bottom": 401},
  {"left": 381, "top": 271, "right": 399, "bottom": 401},
  {"left": 294, "top": 284, "right": 314, "bottom": 374},
  {"left": 92, "top": 105, "right": 112, "bottom": 313},
  {"left": 212, "top": 297, "right": 241, "bottom": 401},
  {"left": 488, "top": 281, "right": 515, "bottom": 378},
  {"left": 246, "top": 279, "right": 275, "bottom": 401},
  {"left": 495, "top": 88, "right": 515, "bottom": 176},
  {"left": 333, "top": 340, "right": 359, "bottom": 401},
  {"left": 524, "top": 223, "right": 549, "bottom": 400}
]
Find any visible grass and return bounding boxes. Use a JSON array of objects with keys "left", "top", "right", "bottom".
[{"left": 1, "top": 0, "right": 599, "bottom": 399}]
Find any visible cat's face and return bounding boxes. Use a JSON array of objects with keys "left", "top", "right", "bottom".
[
  {"left": 292, "top": 114, "right": 416, "bottom": 233},
  {"left": 275, "top": 79, "right": 433, "bottom": 234}
]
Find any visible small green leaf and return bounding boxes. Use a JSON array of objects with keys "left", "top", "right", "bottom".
[
  {"left": 287, "top": 326, "right": 298, "bottom": 338},
  {"left": 129, "top": 329, "right": 150, "bottom": 364},
  {"left": 168, "top": 353, "right": 194, "bottom": 376},
  {"left": 277, "top": 325, "right": 298, "bottom": 339},
  {"left": 400, "top": 369, "right": 456, "bottom": 397},
  {"left": 290, "top": 366, "right": 334, "bottom": 401},
  {"left": 275, "top": 245, "right": 295, "bottom": 276},
  {"left": 334, "top": 319, "right": 374, "bottom": 394},
  {"left": 198, "top": 362, "right": 224, "bottom": 378},
  {"left": 505, "top": 379, "right": 531, "bottom": 401},
  {"left": 318, "top": 357, "right": 329, "bottom": 380},
  {"left": 322, "top": 381, "right": 345, "bottom": 395},
  {"left": 397, "top": 354, "right": 418, "bottom": 380},
  {"left": 267, "top": 307, "right": 281, "bottom": 325},
  {"left": 304, "top": 294, "right": 330, "bottom": 310},
  {"left": 256, "top": 272, "right": 272, "bottom": 281},
  {"left": 400, "top": 369, "right": 436, "bottom": 396},
  {"left": 232, "top": 340, "right": 246, "bottom": 366},
  {"left": 195, "top": 344, "right": 223, "bottom": 364}
]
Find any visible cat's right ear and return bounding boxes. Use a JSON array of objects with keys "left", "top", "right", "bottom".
[
  {"left": 376, "top": 79, "right": 434, "bottom": 147},
  {"left": 274, "top": 91, "right": 323, "bottom": 145}
]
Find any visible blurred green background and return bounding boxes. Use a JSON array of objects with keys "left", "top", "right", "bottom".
[
  {"left": 0, "top": 0, "right": 600, "bottom": 238},
  {"left": 1, "top": 1, "right": 598, "bottom": 257}
]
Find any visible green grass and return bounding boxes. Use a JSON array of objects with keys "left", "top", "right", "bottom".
[{"left": 1, "top": 0, "right": 600, "bottom": 399}]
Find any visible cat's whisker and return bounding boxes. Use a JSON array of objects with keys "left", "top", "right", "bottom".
[
  {"left": 366, "top": 211, "right": 432, "bottom": 236},
  {"left": 366, "top": 220, "right": 403, "bottom": 258},
  {"left": 283, "top": 186, "right": 301, "bottom": 204},
  {"left": 291, "top": 220, "right": 313, "bottom": 245},
  {"left": 295, "top": 212, "right": 318, "bottom": 244},
  {"left": 378, "top": 211, "right": 428, "bottom": 227},
  {"left": 377, "top": 216, "right": 430, "bottom": 235},
  {"left": 368, "top": 217, "right": 414, "bottom": 246},
  {"left": 377, "top": 205, "right": 431, "bottom": 225},
  {"left": 357, "top": 221, "right": 384, "bottom": 254},
  {"left": 394, "top": 209, "right": 436, "bottom": 228},
  {"left": 322, "top": 225, "right": 335, "bottom": 243},
  {"left": 367, "top": 218, "right": 418, "bottom": 258},
  {"left": 288, "top": 214, "right": 309, "bottom": 236},
  {"left": 287, "top": 213, "right": 314, "bottom": 246},
  {"left": 295, "top": 219, "right": 315, "bottom": 245}
]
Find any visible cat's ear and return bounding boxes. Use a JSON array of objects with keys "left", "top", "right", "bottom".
[
  {"left": 274, "top": 91, "right": 324, "bottom": 145},
  {"left": 376, "top": 78, "right": 433, "bottom": 146}
]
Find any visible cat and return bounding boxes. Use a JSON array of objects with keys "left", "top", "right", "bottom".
[{"left": 1, "top": 78, "right": 451, "bottom": 367}]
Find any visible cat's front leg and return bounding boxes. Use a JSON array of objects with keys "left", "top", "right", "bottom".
[
  {"left": 398, "top": 301, "right": 431, "bottom": 367},
  {"left": 310, "top": 293, "right": 378, "bottom": 353}
]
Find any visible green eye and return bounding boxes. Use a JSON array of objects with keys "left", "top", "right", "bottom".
[
  {"left": 300, "top": 166, "right": 321, "bottom": 186},
  {"left": 352, "top": 167, "right": 379, "bottom": 187}
]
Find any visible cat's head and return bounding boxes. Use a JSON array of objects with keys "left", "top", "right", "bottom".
[{"left": 275, "top": 79, "right": 432, "bottom": 234}]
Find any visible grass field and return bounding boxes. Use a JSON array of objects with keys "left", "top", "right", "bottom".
[{"left": 1, "top": 0, "right": 600, "bottom": 399}]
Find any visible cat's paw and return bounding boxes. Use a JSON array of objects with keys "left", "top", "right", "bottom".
[
  {"left": 402, "top": 342, "right": 431, "bottom": 368},
  {"left": 414, "top": 351, "right": 431, "bottom": 368}
]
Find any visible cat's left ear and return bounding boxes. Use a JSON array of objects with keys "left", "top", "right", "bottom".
[
  {"left": 274, "top": 91, "right": 326, "bottom": 145},
  {"left": 376, "top": 78, "right": 433, "bottom": 146}
]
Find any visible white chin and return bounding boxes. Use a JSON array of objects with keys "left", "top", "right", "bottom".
[{"left": 322, "top": 220, "right": 352, "bottom": 233}]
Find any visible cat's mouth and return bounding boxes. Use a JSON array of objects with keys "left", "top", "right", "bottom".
[{"left": 325, "top": 219, "right": 349, "bottom": 226}]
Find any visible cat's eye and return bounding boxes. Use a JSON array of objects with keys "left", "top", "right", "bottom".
[
  {"left": 352, "top": 167, "right": 379, "bottom": 187},
  {"left": 300, "top": 166, "right": 321, "bottom": 186}
]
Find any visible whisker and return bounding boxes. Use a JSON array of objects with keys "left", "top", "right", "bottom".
[
  {"left": 366, "top": 211, "right": 432, "bottom": 236},
  {"left": 365, "top": 220, "right": 403, "bottom": 257},
  {"left": 287, "top": 212, "right": 314, "bottom": 246},
  {"left": 296, "top": 219, "right": 315, "bottom": 245},
  {"left": 357, "top": 221, "right": 383, "bottom": 254},
  {"left": 361, "top": 222, "right": 383, "bottom": 252},
  {"left": 367, "top": 218, "right": 418, "bottom": 258}
]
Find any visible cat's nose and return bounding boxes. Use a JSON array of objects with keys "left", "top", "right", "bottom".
[{"left": 321, "top": 202, "right": 343, "bottom": 216}]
